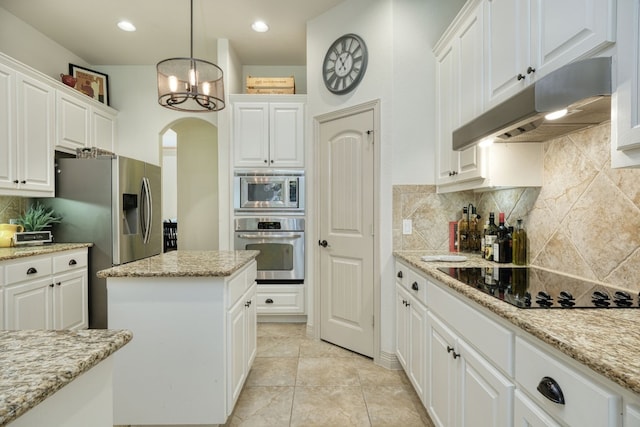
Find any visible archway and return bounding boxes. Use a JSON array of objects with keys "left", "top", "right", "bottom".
[{"left": 161, "top": 118, "right": 219, "bottom": 251}]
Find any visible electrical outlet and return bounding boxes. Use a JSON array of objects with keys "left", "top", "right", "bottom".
[{"left": 402, "top": 219, "right": 412, "bottom": 235}]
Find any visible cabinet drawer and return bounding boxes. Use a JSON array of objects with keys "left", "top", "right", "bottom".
[
  {"left": 5, "top": 256, "right": 52, "bottom": 285},
  {"left": 227, "top": 261, "right": 257, "bottom": 309},
  {"left": 53, "top": 249, "right": 88, "bottom": 273},
  {"left": 256, "top": 285, "right": 304, "bottom": 314},
  {"left": 515, "top": 336, "right": 621, "bottom": 427},
  {"left": 428, "top": 279, "right": 514, "bottom": 374},
  {"left": 395, "top": 261, "right": 427, "bottom": 305}
]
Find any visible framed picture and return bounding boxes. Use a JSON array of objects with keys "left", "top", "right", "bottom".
[{"left": 69, "top": 63, "right": 110, "bottom": 105}]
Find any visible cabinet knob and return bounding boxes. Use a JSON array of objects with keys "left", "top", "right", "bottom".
[
  {"left": 26, "top": 267, "right": 38, "bottom": 275},
  {"left": 448, "top": 171, "right": 458, "bottom": 176},
  {"left": 397, "top": 271, "right": 403, "bottom": 278},
  {"left": 447, "top": 346, "right": 454, "bottom": 353},
  {"left": 537, "top": 376, "right": 565, "bottom": 405},
  {"left": 265, "top": 298, "right": 274, "bottom": 304},
  {"left": 264, "top": 159, "right": 268, "bottom": 164},
  {"left": 13, "top": 180, "right": 19, "bottom": 184},
  {"left": 452, "top": 351, "right": 461, "bottom": 359},
  {"left": 411, "top": 282, "right": 419, "bottom": 291},
  {"left": 20, "top": 180, "right": 26, "bottom": 184},
  {"left": 527, "top": 66, "right": 536, "bottom": 74},
  {"left": 56, "top": 282, "right": 61, "bottom": 286},
  {"left": 245, "top": 300, "right": 252, "bottom": 307},
  {"left": 49, "top": 283, "right": 54, "bottom": 287},
  {"left": 517, "top": 73, "right": 526, "bottom": 81},
  {"left": 68, "top": 259, "right": 77, "bottom": 266}
]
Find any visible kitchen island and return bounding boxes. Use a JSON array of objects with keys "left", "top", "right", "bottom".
[
  {"left": 0, "top": 328, "right": 131, "bottom": 426},
  {"left": 394, "top": 250, "right": 640, "bottom": 426},
  {"left": 98, "top": 250, "right": 259, "bottom": 426}
]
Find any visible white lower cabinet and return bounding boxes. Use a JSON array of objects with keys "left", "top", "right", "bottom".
[
  {"left": 227, "top": 281, "right": 257, "bottom": 413},
  {"left": 256, "top": 284, "right": 304, "bottom": 315},
  {"left": 426, "top": 311, "right": 514, "bottom": 427},
  {"left": 514, "top": 389, "right": 561, "bottom": 427},
  {"left": 394, "top": 257, "right": 631, "bottom": 427},
  {"left": 515, "top": 336, "right": 621, "bottom": 427},
  {"left": 3, "top": 249, "right": 88, "bottom": 330}
]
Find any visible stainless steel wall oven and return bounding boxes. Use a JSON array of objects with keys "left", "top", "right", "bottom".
[{"left": 234, "top": 217, "right": 304, "bottom": 283}]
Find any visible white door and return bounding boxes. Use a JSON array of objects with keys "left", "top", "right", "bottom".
[{"left": 318, "top": 107, "right": 375, "bottom": 357}]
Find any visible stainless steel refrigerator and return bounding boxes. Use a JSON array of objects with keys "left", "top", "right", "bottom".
[{"left": 43, "top": 156, "right": 161, "bottom": 328}]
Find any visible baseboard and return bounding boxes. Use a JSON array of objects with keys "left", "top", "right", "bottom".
[
  {"left": 377, "top": 349, "right": 402, "bottom": 370},
  {"left": 257, "top": 314, "right": 307, "bottom": 323}
]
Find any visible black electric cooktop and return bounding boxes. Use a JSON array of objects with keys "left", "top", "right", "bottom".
[{"left": 438, "top": 267, "right": 640, "bottom": 309}]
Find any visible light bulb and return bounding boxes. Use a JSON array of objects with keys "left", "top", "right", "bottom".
[
  {"left": 545, "top": 109, "right": 568, "bottom": 121},
  {"left": 202, "top": 82, "right": 210, "bottom": 95},
  {"left": 168, "top": 76, "right": 178, "bottom": 92},
  {"left": 189, "top": 68, "right": 196, "bottom": 87},
  {"left": 117, "top": 21, "right": 136, "bottom": 32},
  {"left": 479, "top": 138, "right": 494, "bottom": 147},
  {"left": 252, "top": 21, "right": 269, "bottom": 32}
]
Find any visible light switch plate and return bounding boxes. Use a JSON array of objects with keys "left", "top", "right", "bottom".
[{"left": 402, "top": 219, "right": 412, "bottom": 235}]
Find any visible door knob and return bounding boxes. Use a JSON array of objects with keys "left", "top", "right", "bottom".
[{"left": 318, "top": 240, "right": 328, "bottom": 247}]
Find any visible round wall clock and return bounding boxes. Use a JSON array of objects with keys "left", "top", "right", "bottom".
[{"left": 322, "top": 33, "right": 368, "bottom": 95}]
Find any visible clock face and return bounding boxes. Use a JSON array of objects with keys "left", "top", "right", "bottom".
[{"left": 322, "top": 34, "right": 368, "bottom": 95}]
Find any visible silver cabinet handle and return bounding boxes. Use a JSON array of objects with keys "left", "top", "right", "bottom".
[{"left": 237, "top": 234, "right": 302, "bottom": 239}]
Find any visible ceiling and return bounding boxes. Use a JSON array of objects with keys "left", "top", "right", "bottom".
[{"left": 0, "top": 0, "right": 345, "bottom": 66}]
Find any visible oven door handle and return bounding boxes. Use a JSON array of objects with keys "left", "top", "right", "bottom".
[{"left": 237, "top": 233, "right": 303, "bottom": 239}]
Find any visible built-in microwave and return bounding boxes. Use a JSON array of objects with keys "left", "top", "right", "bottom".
[{"left": 234, "top": 170, "right": 305, "bottom": 213}]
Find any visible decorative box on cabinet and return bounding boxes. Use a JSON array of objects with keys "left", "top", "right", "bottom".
[
  {"left": 0, "top": 58, "right": 55, "bottom": 197},
  {"left": 3, "top": 249, "right": 88, "bottom": 330},
  {"left": 483, "top": 0, "right": 616, "bottom": 108},
  {"left": 232, "top": 95, "right": 305, "bottom": 168}
]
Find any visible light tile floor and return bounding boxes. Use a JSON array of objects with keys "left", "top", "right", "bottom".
[{"left": 223, "top": 323, "right": 435, "bottom": 427}]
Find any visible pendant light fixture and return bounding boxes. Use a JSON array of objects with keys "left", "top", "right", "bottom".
[{"left": 156, "top": 0, "right": 225, "bottom": 112}]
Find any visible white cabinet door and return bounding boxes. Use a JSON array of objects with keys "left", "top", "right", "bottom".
[
  {"left": 626, "top": 404, "right": 640, "bottom": 427},
  {"left": 514, "top": 389, "right": 561, "bottom": 427},
  {"left": 484, "top": 0, "right": 531, "bottom": 107},
  {"left": 5, "top": 278, "right": 54, "bottom": 329},
  {"left": 436, "top": 5, "right": 485, "bottom": 187},
  {"left": 531, "top": 0, "right": 616, "bottom": 79},
  {"left": 0, "top": 61, "right": 16, "bottom": 191},
  {"left": 484, "top": 0, "right": 615, "bottom": 109},
  {"left": 227, "top": 296, "right": 246, "bottom": 411},
  {"left": 436, "top": 42, "right": 458, "bottom": 183},
  {"left": 457, "top": 339, "right": 514, "bottom": 427},
  {"left": 92, "top": 108, "right": 116, "bottom": 152},
  {"left": 57, "top": 91, "right": 90, "bottom": 151},
  {"left": 233, "top": 101, "right": 304, "bottom": 168},
  {"left": 408, "top": 295, "right": 427, "bottom": 401},
  {"left": 427, "top": 312, "right": 457, "bottom": 427},
  {"left": 269, "top": 103, "right": 304, "bottom": 167},
  {"left": 612, "top": 0, "right": 640, "bottom": 167},
  {"left": 245, "top": 284, "right": 257, "bottom": 369},
  {"left": 52, "top": 270, "right": 88, "bottom": 330},
  {"left": 16, "top": 72, "right": 54, "bottom": 195},
  {"left": 233, "top": 102, "right": 270, "bottom": 167},
  {"left": 395, "top": 283, "right": 410, "bottom": 370}
]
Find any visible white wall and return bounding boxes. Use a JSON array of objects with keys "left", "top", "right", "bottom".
[
  {"left": 174, "top": 119, "right": 219, "bottom": 251},
  {"left": 0, "top": 7, "right": 90, "bottom": 80},
  {"left": 307, "top": 0, "right": 396, "bottom": 357},
  {"left": 162, "top": 130, "right": 178, "bottom": 221}
]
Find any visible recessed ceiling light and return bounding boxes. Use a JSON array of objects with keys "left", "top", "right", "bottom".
[
  {"left": 545, "top": 109, "right": 568, "bottom": 121},
  {"left": 251, "top": 21, "right": 269, "bottom": 33},
  {"left": 117, "top": 21, "right": 137, "bottom": 32}
]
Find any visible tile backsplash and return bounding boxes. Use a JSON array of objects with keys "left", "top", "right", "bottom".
[
  {"left": 0, "top": 196, "right": 26, "bottom": 224},
  {"left": 393, "top": 121, "right": 640, "bottom": 292}
]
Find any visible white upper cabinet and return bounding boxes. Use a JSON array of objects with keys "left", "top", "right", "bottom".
[
  {"left": 435, "top": 2, "right": 485, "bottom": 187},
  {"left": 232, "top": 95, "right": 305, "bottom": 168},
  {"left": 611, "top": 0, "right": 640, "bottom": 168},
  {"left": 57, "top": 88, "right": 117, "bottom": 153},
  {"left": 0, "top": 68, "right": 55, "bottom": 197},
  {"left": 484, "top": 0, "right": 616, "bottom": 108}
]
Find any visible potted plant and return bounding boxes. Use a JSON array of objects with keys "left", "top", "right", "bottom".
[{"left": 17, "top": 203, "right": 62, "bottom": 231}]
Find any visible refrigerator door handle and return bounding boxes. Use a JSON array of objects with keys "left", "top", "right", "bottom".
[{"left": 140, "top": 177, "right": 152, "bottom": 244}]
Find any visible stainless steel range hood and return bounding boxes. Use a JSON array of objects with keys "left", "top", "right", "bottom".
[{"left": 452, "top": 57, "right": 612, "bottom": 151}]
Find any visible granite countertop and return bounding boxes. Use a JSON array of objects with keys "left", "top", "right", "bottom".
[
  {"left": 0, "top": 243, "right": 93, "bottom": 262},
  {"left": 0, "top": 329, "right": 132, "bottom": 425},
  {"left": 394, "top": 250, "right": 640, "bottom": 397},
  {"left": 96, "top": 250, "right": 260, "bottom": 278}
]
